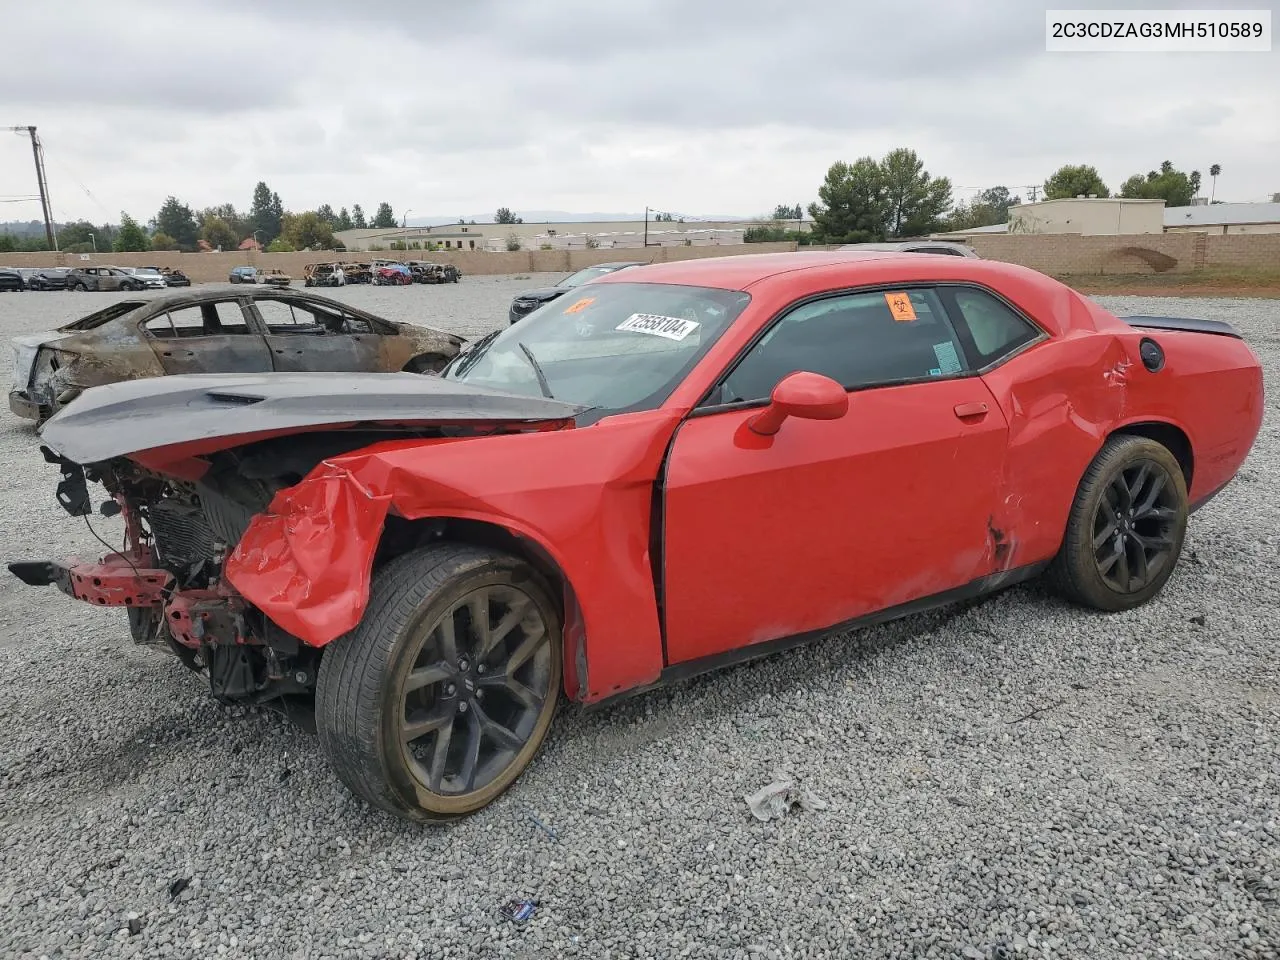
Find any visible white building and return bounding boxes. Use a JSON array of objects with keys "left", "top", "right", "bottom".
[{"left": 1163, "top": 202, "right": 1280, "bottom": 235}]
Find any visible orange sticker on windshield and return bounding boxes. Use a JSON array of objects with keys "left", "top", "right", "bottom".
[
  {"left": 563, "top": 297, "right": 595, "bottom": 315},
  {"left": 885, "top": 292, "right": 917, "bottom": 322}
]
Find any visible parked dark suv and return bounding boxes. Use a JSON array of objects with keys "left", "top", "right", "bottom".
[
  {"left": 508, "top": 261, "right": 644, "bottom": 324},
  {"left": 0, "top": 268, "right": 24, "bottom": 292},
  {"left": 24, "top": 268, "right": 69, "bottom": 291}
]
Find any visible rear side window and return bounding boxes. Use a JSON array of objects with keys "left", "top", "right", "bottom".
[
  {"left": 942, "top": 287, "right": 1041, "bottom": 367},
  {"left": 144, "top": 302, "right": 249, "bottom": 338},
  {"left": 717, "top": 288, "right": 968, "bottom": 404}
]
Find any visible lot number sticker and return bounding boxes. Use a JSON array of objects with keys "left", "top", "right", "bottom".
[
  {"left": 616, "top": 313, "right": 700, "bottom": 341},
  {"left": 884, "top": 292, "right": 917, "bottom": 322},
  {"left": 563, "top": 297, "right": 595, "bottom": 314}
]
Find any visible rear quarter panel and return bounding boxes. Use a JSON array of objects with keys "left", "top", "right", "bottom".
[{"left": 980, "top": 322, "right": 1263, "bottom": 570}]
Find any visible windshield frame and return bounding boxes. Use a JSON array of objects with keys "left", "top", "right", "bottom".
[{"left": 443, "top": 281, "right": 750, "bottom": 425}]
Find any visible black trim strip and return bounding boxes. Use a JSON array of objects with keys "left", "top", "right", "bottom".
[
  {"left": 1121, "top": 316, "right": 1243, "bottom": 339},
  {"left": 586, "top": 559, "right": 1049, "bottom": 710}
]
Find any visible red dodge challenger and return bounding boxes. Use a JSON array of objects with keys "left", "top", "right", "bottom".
[{"left": 10, "top": 252, "right": 1264, "bottom": 821}]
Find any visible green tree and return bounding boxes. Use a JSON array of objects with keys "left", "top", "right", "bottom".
[
  {"left": 505, "top": 232, "right": 522, "bottom": 251},
  {"left": 351, "top": 204, "right": 367, "bottom": 229},
  {"left": 335, "top": 206, "right": 353, "bottom": 231},
  {"left": 249, "top": 181, "right": 283, "bottom": 243},
  {"left": 154, "top": 197, "right": 199, "bottom": 250},
  {"left": 0, "top": 233, "right": 16, "bottom": 253},
  {"left": 316, "top": 203, "right": 337, "bottom": 227},
  {"left": 266, "top": 237, "right": 295, "bottom": 252},
  {"left": 1119, "top": 160, "right": 1195, "bottom": 208},
  {"left": 114, "top": 213, "right": 150, "bottom": 252},
  {"left": 772, "top": 204, "right": 803, "bottom": 220},
  {"left": 57, "top": 220, "right": 99, "bottom": 252},
  {"left": 807, "top": 157, "right": 888, "bottom": 243},
  {"left": 881, "top": 148, "right": 952, "bottom": 237},
  {"left": 494, "top": 206, "right": 522, "bottom": 224},
  {"left": 151, "top": 231, "right": 179, "bottom": 251},
  {"left": 280, "top": 211, "right": 334, "bottom": 250},
  {"left": 1043, "top": 164, "right": 1110, "bottom": 200},
  {"left": 372, "top": 202, "right": 397, "bottom": 228},
  {"left": 943, "top": 186, "right": 1020, "bottom": 231},
  {"left": 201, "top": 203, "right": 249, "bottom": 243},
  {"left": 1209, "top": 163, "right": 1221, "bottom": 202},
  {"left": 200, "top": 215, "right": 239, "bottom": 252}
]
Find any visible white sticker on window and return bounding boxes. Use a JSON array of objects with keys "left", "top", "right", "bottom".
[
  {"left": 933, "top": 341, "right": 963, "bottom": 374},
  {"left": 615, "top": 313, "right": 700, "bottom": 341}
]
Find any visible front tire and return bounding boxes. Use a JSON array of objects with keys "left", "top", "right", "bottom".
[
  {"left": 316, "top": 544, "right": 562, "bottom": 822},
  {"left": 1046, "top": 435, "right": 1188, "bottom": 612}
]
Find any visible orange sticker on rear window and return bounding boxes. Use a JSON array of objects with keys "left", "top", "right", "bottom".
[
  {"left": 884, "top": 292, "right": 917, "bottom": 322},
  {"left": 563, "top": 297, "right": 595, "bottom": 315}
]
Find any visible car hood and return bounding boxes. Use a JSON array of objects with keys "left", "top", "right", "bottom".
[
  {"left": 513, "top": 287, "right": 568, "bottom": 302},
  {"left": 40, "top": 372, "right": 588, "bottom": 465}
]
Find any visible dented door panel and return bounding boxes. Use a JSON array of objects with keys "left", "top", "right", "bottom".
[{"left": 661, "top": 377, "right": 1010, "bottom": 666}]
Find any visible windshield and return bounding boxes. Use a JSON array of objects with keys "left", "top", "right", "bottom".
[
  {"left": 560, "top": 265, "right": 629, "bottom": 288},
  {"left": 135, "top": 269, "right": 161, "bottom": 276},
  {"left": 443, "top": 281, "right": 749, "bottom": 415}
]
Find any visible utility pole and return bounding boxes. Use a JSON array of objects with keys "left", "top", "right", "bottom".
[
  {"left": 1027, "top": 184, "right": 1041, "bottom": 203},
  {"left": 643, "top": 206, "right": 649, "bottom": 248},
  {"left": 9, "top": 125, "right": 57, "bottom": 250}
]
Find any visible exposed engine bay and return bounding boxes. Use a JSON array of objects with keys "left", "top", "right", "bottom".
[{"left": 9, "top": 428, "right": 463, "bottom": 704}]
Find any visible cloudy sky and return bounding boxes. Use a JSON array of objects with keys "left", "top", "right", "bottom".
[{"left": 3, "top": 0, "right": 1277, "bottom": 225}]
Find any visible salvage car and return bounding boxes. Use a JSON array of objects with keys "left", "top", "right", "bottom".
[
  {"left": 508, "top": 261, "right": 643, "bottom": 323},
  {"left": 8, "top": 286, "right": 463, "bottom": 423},
  {"left": 23, "top": 268, "right": 69, "bottom": 291},
  {"left": 261, "top": 268, "right": 292, "bottom": 288},
  {"left": 119, "top": 266, "right": 169, "bottom": 290},
  {"left": 156, "top": 266, "right": 190, "bottom": 287},
  {"left": 65, "top": 266, "right": 147, "bottom": 292},
  {"left": 407, "top": 261, "right": 461, "bottom": 284},
  {"left": 229, "top": 265, "right": 258, "bottom": 284},
  {"left": 0, "top": 268, "right": 24, "bottom": 292},
  {"left": 9, "top": 252, "right": 1263, "bottom": 823}
]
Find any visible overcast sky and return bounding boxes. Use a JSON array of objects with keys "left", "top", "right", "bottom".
[{"left": 3, "top": 0, "right": 1277, "bottom": 225}]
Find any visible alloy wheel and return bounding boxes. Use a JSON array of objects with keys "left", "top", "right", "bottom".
[{"left": 1091, "top": 459, "right": 1180, "bottom": 593}]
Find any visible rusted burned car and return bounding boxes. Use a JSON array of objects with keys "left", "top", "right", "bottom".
[
  {"left": 8, "top": 286, "right": 463, "bottom": 423},
  {"left": 407, "top": 261, "right": 462, "bottom": 284},
  {"left": 65, "top": 266, "right": 148, "bottom": 292},
  {"left": 7, "top": 253, "right": 1263, "bottom": 824},
  {"left": 261, "top": 268, "right": 292, "bottom": 288},
  {"left": 303, "top": 262, "right": 344, "bottom": 287}
]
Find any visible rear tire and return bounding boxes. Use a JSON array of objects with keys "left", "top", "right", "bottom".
[
  {"left": 1046, "top": 435, "right": 1188, "bottom": 612},
  {"left": 316, "top": 544, "right": 562, "bottom": 822}
]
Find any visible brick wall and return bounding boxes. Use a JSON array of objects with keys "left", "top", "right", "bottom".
[{"left": 2, "top": 235, "right": 1277, "bottom": 281}]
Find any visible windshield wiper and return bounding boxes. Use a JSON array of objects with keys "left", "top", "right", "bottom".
[
  {"left": 445, "top": 329, "right": 501, "bottom": 378},
  {"left": 517, "top": 342, "right": 554, "bottom": 399}
]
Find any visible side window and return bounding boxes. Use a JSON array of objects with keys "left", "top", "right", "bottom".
[
  {"left": 143, "top": 302, "right": 249, "bottom": 338},
  {"left": 944, "top": 287, "right": 1040, "bottom": 367},
  {"left": 256, "top": 300, "right": 325, "bottom": 333},
  {"left": 718, "top": 288, "right": 968, "bottom": 404}
]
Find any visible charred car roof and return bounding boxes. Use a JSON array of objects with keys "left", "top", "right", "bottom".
[{"left": 56, "top": 285, "right": 395, "bottom": 332}]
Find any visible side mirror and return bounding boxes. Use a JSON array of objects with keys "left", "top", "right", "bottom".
[{"left": 747, "top": 371, "right": 849, "bottom": 436}]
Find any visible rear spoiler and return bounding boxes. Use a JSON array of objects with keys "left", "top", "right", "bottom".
[{"left": 1121, "top": 316, "right": 1242, "bottom": 340}]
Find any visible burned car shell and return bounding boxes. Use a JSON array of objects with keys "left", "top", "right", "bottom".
[
  {"left": 65, "top": 266, "right": 145, "bottom": 292},
  {"left": 8, "top": 286, "right": 464, "bottom": 423}
]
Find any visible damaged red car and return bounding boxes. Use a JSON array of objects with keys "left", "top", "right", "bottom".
[{"left": 9, "top": 252, "right": 1264, "bottom": 822}]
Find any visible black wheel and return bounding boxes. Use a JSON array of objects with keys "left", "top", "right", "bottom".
[
  {"left": 316, "top": 544, "right": 561, "bottom": 821},
  {"left": 1046, "top": 435, "right": 1188, "bottom": 611}
]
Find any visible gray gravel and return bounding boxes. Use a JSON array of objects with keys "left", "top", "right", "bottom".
[{"left": 0, "top": 284, "right": 1277, "bottom": 960}]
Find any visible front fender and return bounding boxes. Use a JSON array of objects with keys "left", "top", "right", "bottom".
[{"left": 225, "top": 410, "right": 682, "bottom": 701}]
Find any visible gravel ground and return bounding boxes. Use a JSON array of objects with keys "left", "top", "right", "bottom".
[{"left": 0, "top": 283, "right": 1276, "bottom": 960}]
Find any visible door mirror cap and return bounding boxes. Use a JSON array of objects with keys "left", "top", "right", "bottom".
[{"left": 747, "top": 371, "right": 849, "bottom": 436}]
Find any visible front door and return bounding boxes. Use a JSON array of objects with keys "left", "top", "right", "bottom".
[
  {"left": 142, "top": 299, "right": 273, "bottom": 374},
  {"left": 661, "top": 286, "right": 1010, "bottom": 666},
  {"left": 250, "top": 297, "right": 382, "bottom": 372}
]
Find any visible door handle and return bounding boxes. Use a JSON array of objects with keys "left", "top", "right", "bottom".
[{"left": 953, "top": 401, "right": 989, "bottom": 420}]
